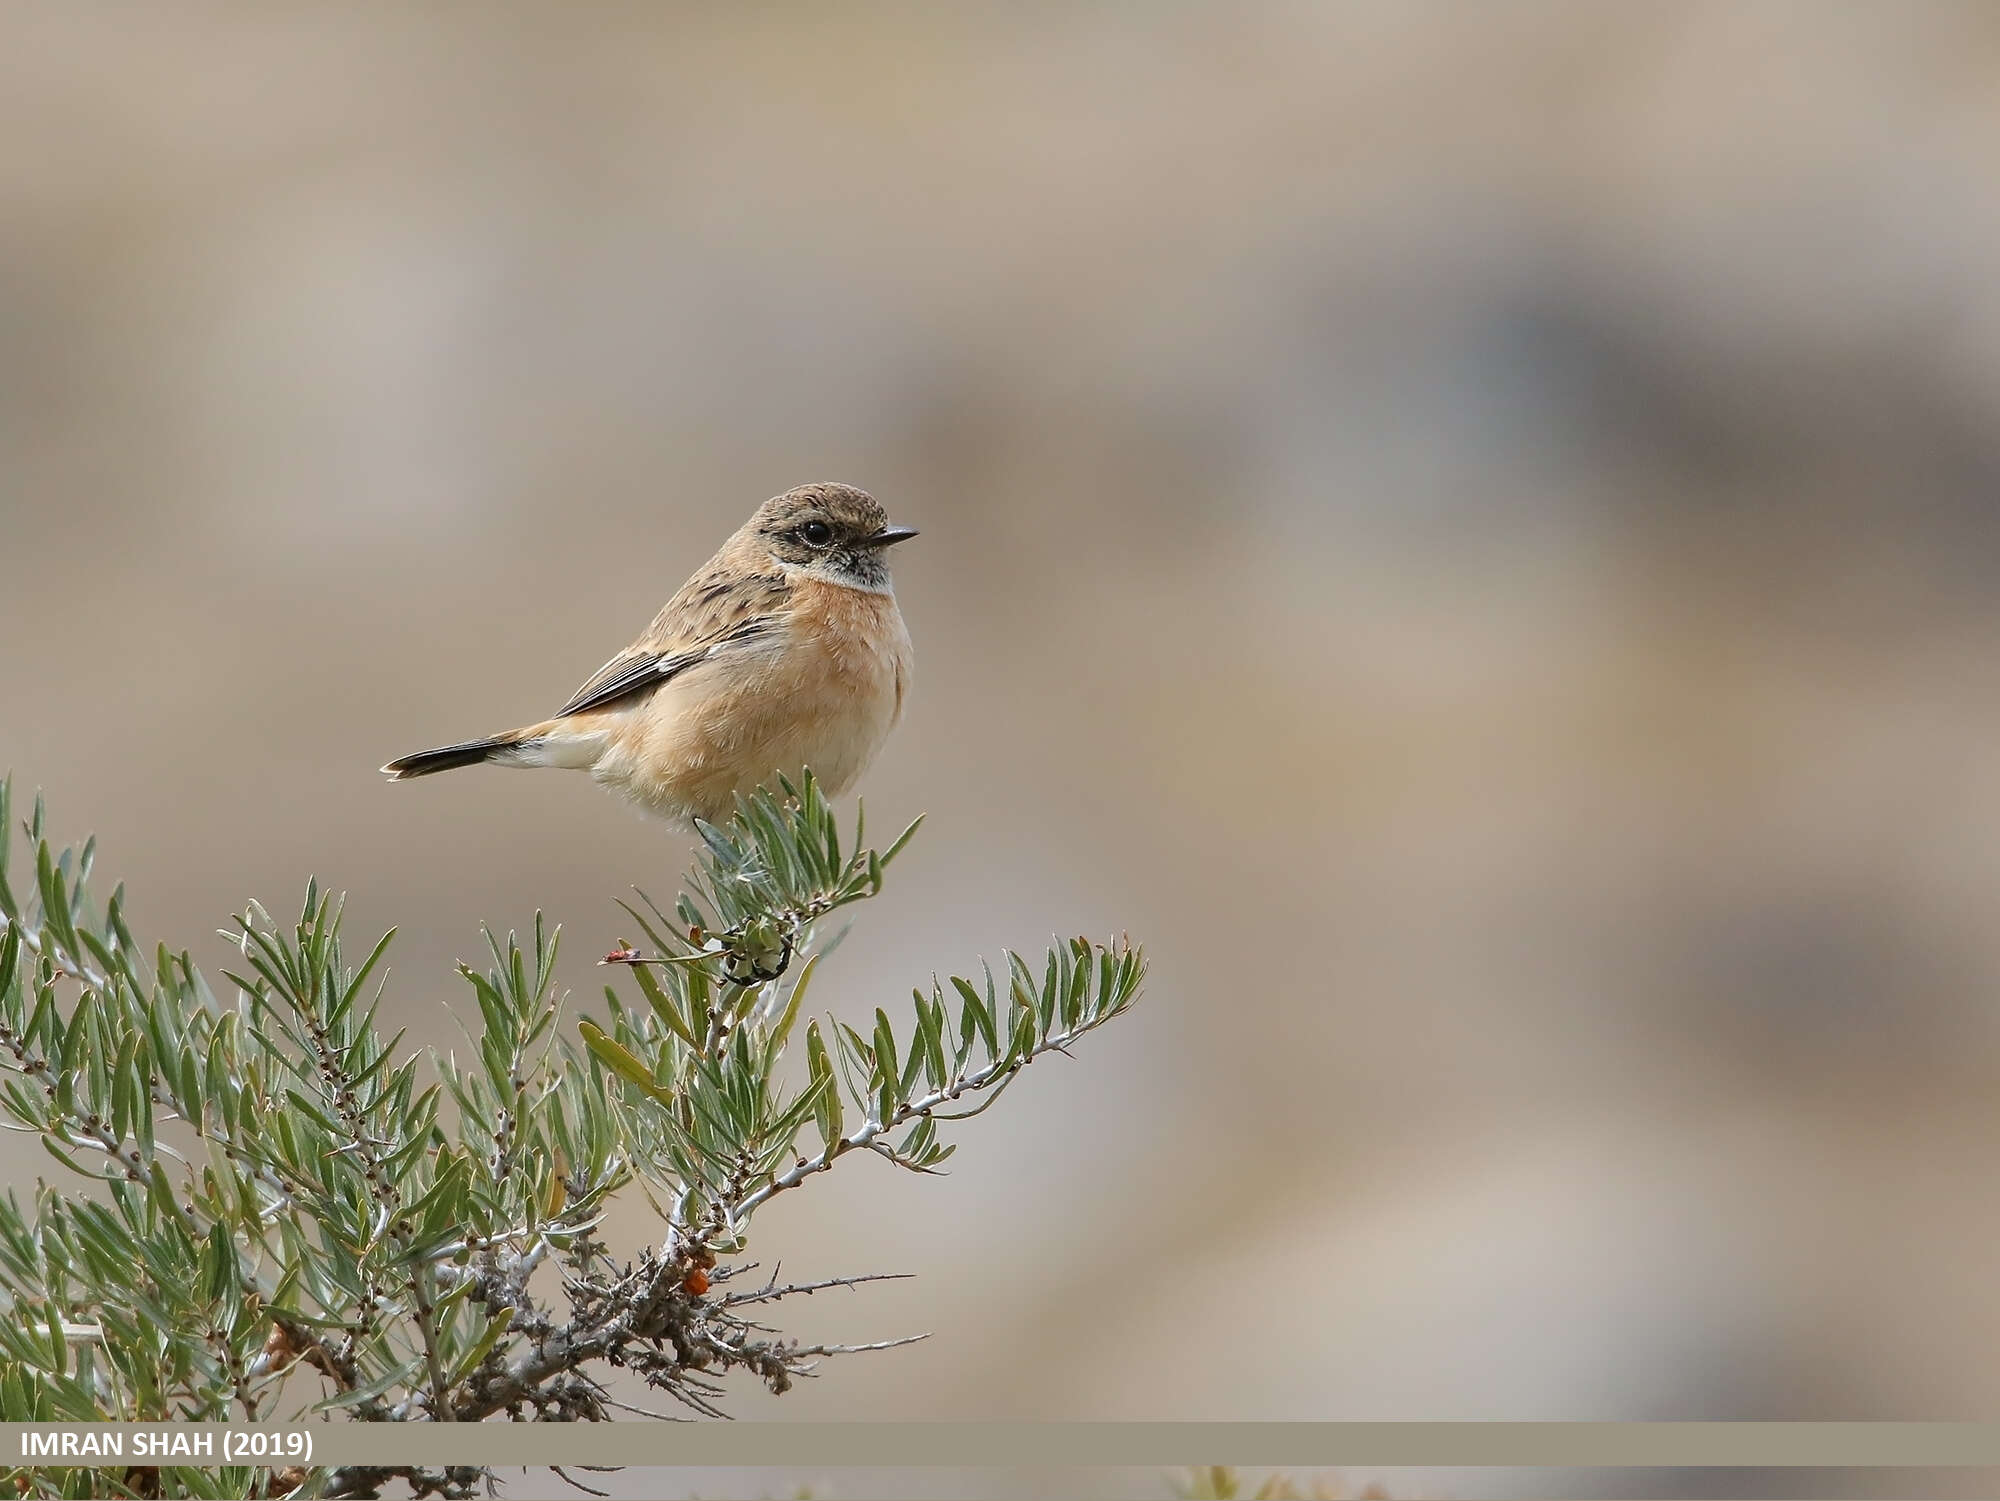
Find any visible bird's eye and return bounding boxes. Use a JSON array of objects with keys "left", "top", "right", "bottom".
[{"left": 798, "top": 521, "right": 834, "bottom": 547}]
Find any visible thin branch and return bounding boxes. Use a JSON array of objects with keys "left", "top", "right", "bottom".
[
  {"left": 595, "top": 1394, "right": 693, "bottom": 1422},
  {"left": 786, "top": 1332, "right": 931, "bottom": 1358},
  {"left": 720, "top": 1270, "right": 915, "bottom": 1308}
]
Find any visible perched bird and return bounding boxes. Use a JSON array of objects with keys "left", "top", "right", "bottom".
[{"left": 383, "top": 483, "right": 916, "bottom": 826}]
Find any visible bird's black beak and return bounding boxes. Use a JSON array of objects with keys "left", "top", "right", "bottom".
[{"left": 862, "top": 525, "right": 920, "bottom": 549}]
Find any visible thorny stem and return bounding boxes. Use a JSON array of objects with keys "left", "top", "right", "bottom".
[
  {"left": 0, "top": 1014, "right": 147, "bottom": 1184},
  {"left": 280, "top": 964, "right": 460, "bottom": 1426},
  {"left": 719, "top": 1269, "right": 915, "bottom": 1307},
  {"left": 408, "top": 1268, "right": 455, "bottom": 1424}
]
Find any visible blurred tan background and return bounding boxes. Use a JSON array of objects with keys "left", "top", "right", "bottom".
[{"left": 8, "top": 3, "right": 2000, "bottom": 1496}]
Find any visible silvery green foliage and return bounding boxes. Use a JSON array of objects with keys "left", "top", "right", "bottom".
[{"left": 0, "top": 774, "right": 1144, "bottom": 1499}]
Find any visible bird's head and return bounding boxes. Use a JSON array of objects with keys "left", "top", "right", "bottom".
[{"left": 747, "top": 483, "right": 918, "bottom": 593}]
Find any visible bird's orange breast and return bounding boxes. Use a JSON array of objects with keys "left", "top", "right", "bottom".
[{"left": 592, "top": 577, "right": 911, "bottom": 824}]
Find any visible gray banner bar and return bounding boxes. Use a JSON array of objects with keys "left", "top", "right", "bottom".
[{"left": 12, "top": 1423, "right": 2000, "bottom": 1469}]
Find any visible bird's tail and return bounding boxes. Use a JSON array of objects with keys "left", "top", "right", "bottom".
[
  {"left": 381, "top": 734, "right": 521, "bottom": 780},
  {"left": 382, "top": 721, "right": 604, "bottom": 781}
]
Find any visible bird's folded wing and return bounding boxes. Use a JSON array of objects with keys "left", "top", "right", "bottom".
[{"left": 554, "top": 614, "right": 777, "bottom": 718}]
